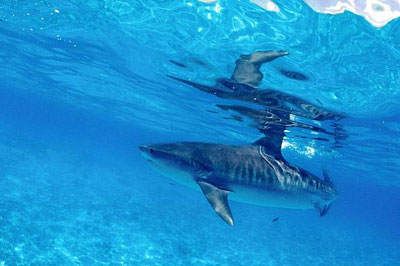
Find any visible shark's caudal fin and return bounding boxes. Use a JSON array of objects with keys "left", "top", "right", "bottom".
[{"left": 197, "top": 180, "right": 234, "bottom": 226}]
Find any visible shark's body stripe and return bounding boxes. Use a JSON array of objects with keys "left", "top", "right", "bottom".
[
  {"left": 243, "top": 163, "right": 249, "bottom": 184},
  {"left": 267, "top": 167, "right": 274, "bottom": 184},
  {"left": 248, "top": 163, "right": 254, "bottom": 184},
  {"left": 224, "top": 162, "right": 230, "bottom": 180},
  {"left": 257, "top": 167, "right": 264, "bottom": 185},
  {"left": 237, "top": 164, "right": 242, "bottom": 183},
  {"left": 232, "top": 164, "right": 237, "bottom": 182},
  {"left": 240, "top": 164, "right": 247, "bottom": 183},
  {"left": 232, "top": 164, "right": 239, "bottom": 182},
  {"left": 255, "top": 161, "right": 260, "bottom": 184}
]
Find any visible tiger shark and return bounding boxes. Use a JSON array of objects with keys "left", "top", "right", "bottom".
[{"left": 139, "top": 138, "right": 337, "bottom": 226}]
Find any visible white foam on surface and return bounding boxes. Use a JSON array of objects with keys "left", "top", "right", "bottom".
[
  {"left": 196, "top": 0, "right": 400, "bottom": 27},
  {"left": 197, "top": 0, "right": 218, "bottom": 3},
  {"left": 303, "top": 0, "right": 400, "bottom": 27},
  {"left": 251, "top": 0, "right": 280, "bottom": 12}
]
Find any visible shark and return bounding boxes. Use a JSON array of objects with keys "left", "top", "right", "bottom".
[{"left": 139, "top": 138, "right": 337, "bottom": 226}]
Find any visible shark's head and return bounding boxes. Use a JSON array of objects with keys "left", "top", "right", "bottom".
[{"left": 138, "top": 143, "right": 201, "bottom": 185}]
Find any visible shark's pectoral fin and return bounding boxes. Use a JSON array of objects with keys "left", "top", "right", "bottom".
[
  {"left": 315, "top": 203, "right": 332, "bottom": 216},
  {"left": 197, "top": 181, "right": 234, "bottom": 226}
]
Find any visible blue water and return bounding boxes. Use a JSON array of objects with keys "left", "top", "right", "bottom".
[{"left": 1, "top": 0, "right": 400, "bottom": 265}]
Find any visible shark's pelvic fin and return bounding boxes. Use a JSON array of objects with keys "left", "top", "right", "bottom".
[
  {"left": 197, "top": 180, "right": 234, "bottom": 226},
  {"left": 315, "top": 203, "right": 332, "bottom": 216},
  {"left": 322, "top": 167, "right": 333, "bottom": 184}
]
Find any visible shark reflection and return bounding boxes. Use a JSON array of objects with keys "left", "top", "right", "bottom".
[{"left": 168, "top": 50, "right": 347, "bottom": 150}]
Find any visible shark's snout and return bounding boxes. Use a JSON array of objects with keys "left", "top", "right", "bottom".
[
  {"left": 138, "top": 145, "right": 156, "bottom": 160},
  {"left": 138, "top": 145, "right": 153, "bottom": 153}
]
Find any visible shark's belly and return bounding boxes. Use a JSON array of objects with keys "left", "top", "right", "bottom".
[{"left": 228, "top": 184, "right": 316, "bottom": 209}]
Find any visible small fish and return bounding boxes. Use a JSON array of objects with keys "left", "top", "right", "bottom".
[
  {"left": 170, "top": 60, "right": 187, "bottom": 68},
  {"left": 272, "top": 217, "right": 279, "bottom": 222},
  {"left": 222, "top": 115, "right": 243, "bottom": 122},
  {"left": 279, "top": 69, "right": 308, "bottom": 81},
  {"left": 206, "top": 110, "right": 219, "bottom": 114}
]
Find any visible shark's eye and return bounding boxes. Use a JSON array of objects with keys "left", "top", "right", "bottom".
[{"left": 150, "top": 149, "right": 154, "bottom": 154}]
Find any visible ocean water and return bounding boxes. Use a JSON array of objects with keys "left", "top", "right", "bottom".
[{"left": 1, "top": 0, "right": 400, "bottom": 265}]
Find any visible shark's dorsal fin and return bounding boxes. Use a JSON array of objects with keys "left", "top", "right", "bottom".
[
  {"left": 252, "top": 137, "right": 284, "bottom": 160},
  {"left": 197, "top": 180, "right": 234, "bottom": 226},
  {"left": 231, "top": 50, "right": 289, "bottom": 87}
]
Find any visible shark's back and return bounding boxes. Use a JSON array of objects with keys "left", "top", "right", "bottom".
[
  {"left": 193, "top": 144, "right": 277, "bottom": 186},
  {"left": 189, "top": 142, "right": 336, "bottom": 205}
]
